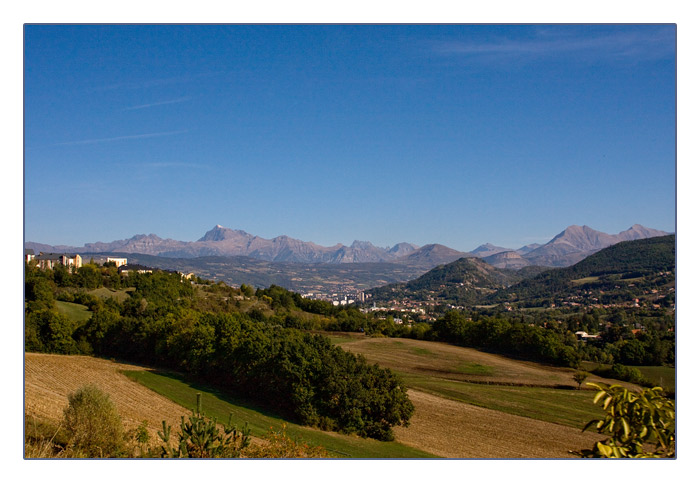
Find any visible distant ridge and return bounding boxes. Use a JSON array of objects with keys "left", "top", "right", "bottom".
[
  {"left": 469, "top": 243, "right": 511, "bottom": 258},
  {"left": 482, "top": 250, "right": 530, "bottom": 270},
  {"left": 368, "top": 234, "right": 675, "bottom": 307},
  {"left": 396, "top": 244, "right": 470, "bottom": 268},
  {"left": 25, "top": 223, "right": 671, "bottom": 269},
  {"left": 521, "top": 224, "right": 671, "bottom": 267},
  {"left": 26, "top": 225, "right": 429, "bottom": 265}
]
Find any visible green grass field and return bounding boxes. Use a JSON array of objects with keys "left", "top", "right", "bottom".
[
  {"left": 87, "top": 287, "right": 134, "bottom": 302},
  {"left": 123, "top": 370, "right": 435, "bottom": 458},
  {"left": 572, "top": 276, "right": 600, "bottom": 285},
  {"left": 395, "top": 371, "right": 603, "bottom": 428},
  {"left": 336, "top": 337, "right": 611, "bottom": 429},
  {"left": 56, "top": 301, "right": 92, "bottom": 323},
  {"left": 637, "top": 366, "right": 676, "bottom": 392}
]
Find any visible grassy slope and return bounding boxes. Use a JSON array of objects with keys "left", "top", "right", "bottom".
[
  {"left": 636, "top": 366, "right": 675, "bottom": 392},
  {"left": 55, "top": 301, "right": 92, "bottom": 323},
  {"left": 87, "top": 287, "right": 134, "bottom": 302},
  {"left": 337, "top": 337, "right": 610, "bottom": 429},
  {"left": 124, "top": 370, "right": 435, "bottom": 458}
]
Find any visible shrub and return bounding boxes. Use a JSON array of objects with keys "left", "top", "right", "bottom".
[
  {"left": 63, "top": 384, "right": 124, "bottom": 457},
  {"left": 573, "top": 371, "right": 589, "bottom": 389},
  {"left": 158, "top": 393, "right": 251, "bottom": 458},
  {"left": 592, "top": 363, "right": 652, "bottom": 387}
]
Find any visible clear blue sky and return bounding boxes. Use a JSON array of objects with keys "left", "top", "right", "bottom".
[{"left": 24, "top": 24, "right": 676, "bottom": 251}]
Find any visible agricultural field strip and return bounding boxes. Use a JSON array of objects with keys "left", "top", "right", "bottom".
[
  {"left": 24, "top": 353, "right": 191, "bottom": 442},
  {"left": 336, "top": 337, "right": 635, "bottom": 428},
  {"left": 392, "top": 389, "right": 604, "bottom": 458},
  {"left": 125, "top": 370, "right": 434, "bottom": 458},
  {"left": 24, "top": 352, "right": 603, "bottom": 458}
]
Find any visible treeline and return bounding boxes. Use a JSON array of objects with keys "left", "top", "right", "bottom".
[
  {"left": 235, "top": 285, "right": 675, "bottom": 371},
  {"left": 24, "top": 264, "right": 414, "bottom": 441},
  {"left": 422, "top": 310, "right": 674, "bottom": 374}
]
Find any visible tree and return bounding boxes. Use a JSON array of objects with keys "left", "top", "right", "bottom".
[
  {"left": 240, "top": 284, "right": 255, "bottom": 297},
  {"left": 572, "top": 383, "right": 675, "bottom": 458},
  {"left": 573, "top": 371, "right": 589, "bottom": 389}
]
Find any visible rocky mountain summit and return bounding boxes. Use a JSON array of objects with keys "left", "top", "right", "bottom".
[{"left": 520, "top": 224, "right": 671, "bottom": 267}]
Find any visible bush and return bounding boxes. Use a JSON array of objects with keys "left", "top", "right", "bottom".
[
  {"left": 592, "top": 363, "right": 652, "bottom": 386},
  {"left": 63, "top": 384, "right": 124, "bottom": 457},
  {"left": 158, "top": 393, "right": 250, "bottom": 458}
]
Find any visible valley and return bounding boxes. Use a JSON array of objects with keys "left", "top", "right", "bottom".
[{"left": 23, "top": 229, "right": 676, "bottom": 458}]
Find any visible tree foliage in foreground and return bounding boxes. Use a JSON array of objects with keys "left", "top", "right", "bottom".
[{"left": 572, "top": 383, "right": 675, "bottom": 458}]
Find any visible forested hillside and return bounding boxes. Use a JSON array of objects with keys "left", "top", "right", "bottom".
[
  {"left": 367, "top": 257, "right": 523, "bottom": 305},
  {"left": 488, "top": 235, "right": 675, "bottom": 307},
  {"left": 24, "top": 263, "right": 413, "bottom": 441}
]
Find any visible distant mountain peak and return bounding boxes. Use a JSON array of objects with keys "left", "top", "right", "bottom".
[
  {"left": 198, "top": 225, "right": 248, "bottom": 242},
  {"left": 350, "top": 240, "right": 375, "bottom": 249},
  {"left": 523, "top": 223, "right": 671, "bottom": 267},
  {"left": 470, "top": 243, "right": 511, "bottom": 258},
  {"left": 25, "top": 222, "right": 670, "bottom": 271}
]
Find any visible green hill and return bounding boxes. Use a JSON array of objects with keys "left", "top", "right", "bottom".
[
  {"left": 488, "top": 235, "right": 675, "bottom": 307},
  {"left": 367, "top": 257, "right": 524, "bottom": 305}
]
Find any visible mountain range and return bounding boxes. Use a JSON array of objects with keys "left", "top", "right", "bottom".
[
  {"left": 367, "top": 234, "right": 676, "bottom": 307},
  {"left": 25, "top": 223, "right": 671, "bottom": 269}
]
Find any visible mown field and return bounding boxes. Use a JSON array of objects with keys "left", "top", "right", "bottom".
[{"left": 332, "top": 336, "right": 634, "bottom": 429}]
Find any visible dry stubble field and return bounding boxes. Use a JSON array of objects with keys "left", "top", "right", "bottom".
[{"left": 24, "top": 353, "right": 191, "bottom": 441}]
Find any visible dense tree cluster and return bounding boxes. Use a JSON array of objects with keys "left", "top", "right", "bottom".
[
  {"left": 429, "top": 311, "right": 582, "bottom": 367},
  {"left": 24, "top": 263, "right": 413, "bottom": 440}
]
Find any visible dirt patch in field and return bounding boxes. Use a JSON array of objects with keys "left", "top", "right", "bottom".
[
  {"left": 393, "top": 389, "right": 604, "bottom": 458},
  {"left": 24, "top": 352, "right": 191, "bottom": 439}
]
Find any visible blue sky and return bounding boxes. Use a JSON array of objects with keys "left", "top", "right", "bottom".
[{"left": 24, "top": 24, "right": 676, "bottom": 251}]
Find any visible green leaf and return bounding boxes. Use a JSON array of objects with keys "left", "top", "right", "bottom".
[
  {"left": 621, "top": 418, "right": 630, "bottom": 438},
  {"left": 596, "top": 442, "right": 612, "bottom": 457},
  {"left": 593, "top": 390, "right": 607, "bottom": 404}
]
